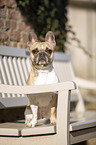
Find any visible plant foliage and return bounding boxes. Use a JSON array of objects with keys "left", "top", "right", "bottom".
[{"left": 16, "top": 0, "right": 68, "bottom": 51}]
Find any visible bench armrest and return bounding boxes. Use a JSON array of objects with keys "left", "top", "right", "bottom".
[
  {"left": 0, "top": 81, "right": 76, "bottom": 94},
  {"left": 75, "top": 77, "right": 96, "bottom": 90}
]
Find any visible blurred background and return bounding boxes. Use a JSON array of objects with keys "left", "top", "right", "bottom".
[{"left": 0, "top": 0, "right": 96, "bottom": 144}]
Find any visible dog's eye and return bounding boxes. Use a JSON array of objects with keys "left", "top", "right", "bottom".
[
  {"left": 46, "top": 47, "right": 52, "bottom": 55},
  {"left": 32, "top": 48, "right": 39, "bottom": 54}
]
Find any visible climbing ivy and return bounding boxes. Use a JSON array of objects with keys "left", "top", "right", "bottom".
[{"left": 16, "top": 0, "right": 68, "bottom": 51}]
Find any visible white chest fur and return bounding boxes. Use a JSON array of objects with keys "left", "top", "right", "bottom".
[{"left": 34, "top": 67, "right": 58, "bottom": 85}]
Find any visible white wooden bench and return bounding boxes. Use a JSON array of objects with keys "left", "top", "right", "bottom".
[{"left": 0, "top": 45, "right": 96, "bottom": 145}]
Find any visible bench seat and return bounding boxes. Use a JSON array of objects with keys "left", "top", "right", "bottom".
[{"left": 0, "top": 111, "right": 96, "bottom": 144}]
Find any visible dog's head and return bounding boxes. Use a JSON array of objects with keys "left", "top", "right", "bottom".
[{"left": 28, "top": 31, "right": 56, "bottom": 70}]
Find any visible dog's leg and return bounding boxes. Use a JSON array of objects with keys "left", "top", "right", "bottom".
[
  {"left": 50, "top": 107, "right": 56, "bottom": 124},
  {"left": 25, "top": 114, "right": 33, "bottom": 127},
  {"left": 50, "top": 93, "right": 57, "bottom": 124},
  {"left": 25, "top": 106, "right": 33, "bottom": 127},
  {"left": 28, "top": 105, "right": 38, "bottom": 127}
]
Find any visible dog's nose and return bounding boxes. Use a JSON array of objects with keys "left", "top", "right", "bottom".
[{"left": 39, "top": 52, "right": 45, "bottom": 58}]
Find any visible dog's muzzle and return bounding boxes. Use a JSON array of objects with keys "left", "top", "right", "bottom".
[{"left": 34, "top": 51, "right": 51, "bottom": 66}]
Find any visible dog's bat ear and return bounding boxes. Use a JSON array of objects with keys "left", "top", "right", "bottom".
[
  {"left": 27, "top": 33, "right": 38, "bottom": 47},
  {"left": 45, "top": 31, "right": 56, "bottom": 48}
]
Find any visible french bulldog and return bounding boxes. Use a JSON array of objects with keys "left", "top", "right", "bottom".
[{"left": 25, "top": 31, "right": 58, "bottom": 127}]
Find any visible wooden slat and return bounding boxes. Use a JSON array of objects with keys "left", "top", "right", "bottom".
[
  {"left": 0, "top": 122, "right": 56, "bottom": 136},
  {"left": 17, "top": 58, "right": 27, "bottom": 97},
  {"left": 3, "top": 56, "right": 13, "bottom": 85},
  {"left": 13, "top": 57, "right": 22, "bottom": 86},
  {"left": 21, "top": 125, "right": 56, "bottom": 136},
  {"left": 22, "top": 58, "right": 29, "bottom": 81},
  {"left": 8, "top": 57, "right": 21, "bottom": 97},
  {"left": 0, "top": 56, "right": 9, "bottom": 98},
  {"left": 0, "top": 128, "right": 19, "bottom": 136},
  {"left": 0, "top": 56, "right": 4, "bottom": 98},
  {"left": 0, "top": 45, "right": 30, "bottom": 58},
  {"left": 0, "top": 122, "right": 22, "bottom": 136},
  {"left": 54, "top": 61, "right": 74, "bottom": 82},
  {"left": 65, "top": 63, "right": 72, "bottom": 81},
  {"left": 26, "top": 57, "right": 31, "bottom": 74},
  {"left": 0, "top": 56, "right": 8, "bottom": 85},
  {"left": 0, "top": 97, "right": 28, "bottom": 108},
  {"left": 3, "top": 57, "right": 15, "bottom": 97},
  {"left": 70, "top": 126, "right": 96, "bottom": 144},
  {"left": 17, "top": 58, "right": 26, "bottom": 85},
  {"left": 70, "top": 119, "right": 96, "bottom": 131},
  {"left": 53, "top": 61, "right": 65, "bottom": 82},
  {"left": 8, "top": 57, "right": 18, "bottom": 85},
  {"left": 68, "top": 62, "right": 75, "bottom": 80},
  {"left": 54, "top": 52, "right": 70, "bottom": 62},
  {"left": 0, "top": 56, "right": 4, "bottom": 84}
]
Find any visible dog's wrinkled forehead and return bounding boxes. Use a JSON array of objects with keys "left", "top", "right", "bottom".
[
  {"left": 28, "top": 31, "right": 56, "bottom": 52},
  {"left": 30, "top": 42, "right": 54, "bottom": 52}
]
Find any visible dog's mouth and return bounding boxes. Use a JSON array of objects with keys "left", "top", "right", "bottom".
[{"left": 33, "top": 52, "right": 52, "bottom": 68}]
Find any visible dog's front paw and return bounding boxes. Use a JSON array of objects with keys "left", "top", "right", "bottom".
[
  {"left": 25, "top": 114, "right": 33, "bottom": 127},
  {"left": 26, "top": 118, "right": 37, "bottom": 128}
]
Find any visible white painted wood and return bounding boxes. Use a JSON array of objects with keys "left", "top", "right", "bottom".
[
  {"left": 8, "top": 57, "right": 24, "bottom": 97},
  {"left": 70, "top": 126, "right": 96, "bottom": 144},
  {"left": 0, "top": 56, "right": 8, "bottom": 85},
  {"left": 3, "top": 57, "right": 15, "bottom": 97},
  {"left": 22, "top": 58, "right": 29, "bottom": 81},
  {"left": 75, "top": 89, "right": 85, "bottom": 112},
  {"left": 0, "top": 45, "right": 30, "bottom": 58},
  {"left": 0, "top": 56, "right": 9, "bottom": 98},
  {"left": 21, "top": 125, "right": 56, "bottom": 136},
  {"left": 0, "top": 128, "right": 19, "bottom": 136},
  {"left": 53, "top": 61, "right": 67, "bottom": 82},
  {"left": 0, "top": 82, "right": 76, "bottom": 94},
  {"left": 26, "top": 57, "right": 31, "bottom": 74},
  {"left": 17, "top": 58, "right": 26, "bottom": 85},
  {"left": 3, "top": 57, "right": 12, "bottom": 85},
  {"left": 3, "top": 57, "right": 11, "bottom": 98},
  {"left": 57, "top": 90, "right": 71, "bottom": 145},
  {"left": 12, "top": 57, "right": 23, "bottom": 97},
  {"left": 53, "top": 61, "right": 75, "bottom": 82},
  {"left": 54, "top": 51, "right": 70, "bottom": 61},
  {"left": 0, "top": 134, "right": 57, "bottom": 145},
  {"left": 75, "top": 77, "right": 96, "bottom": 89},
  {"left": 70, "top": 119, "right": 96, "bottom": 131},
  {"left": 0, "top": 56, "right": 5, "bottom": 98},
  {"left": 13, "top": 57, "right": 22, "bottom": 86},
  {"left": 0, "top": 97, "right": 28, "bottom": 108},
  {"left": 8, "top": 57, "right": 18, "bottom": 85}
]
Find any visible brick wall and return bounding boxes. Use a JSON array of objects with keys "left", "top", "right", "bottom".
[{"left": 0, "top": 0, "right": 34, "bottom": 49}]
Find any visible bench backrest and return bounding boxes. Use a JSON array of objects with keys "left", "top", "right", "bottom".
[{"left": 0, "top": 45, "right": 85, "bottom": 111}]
